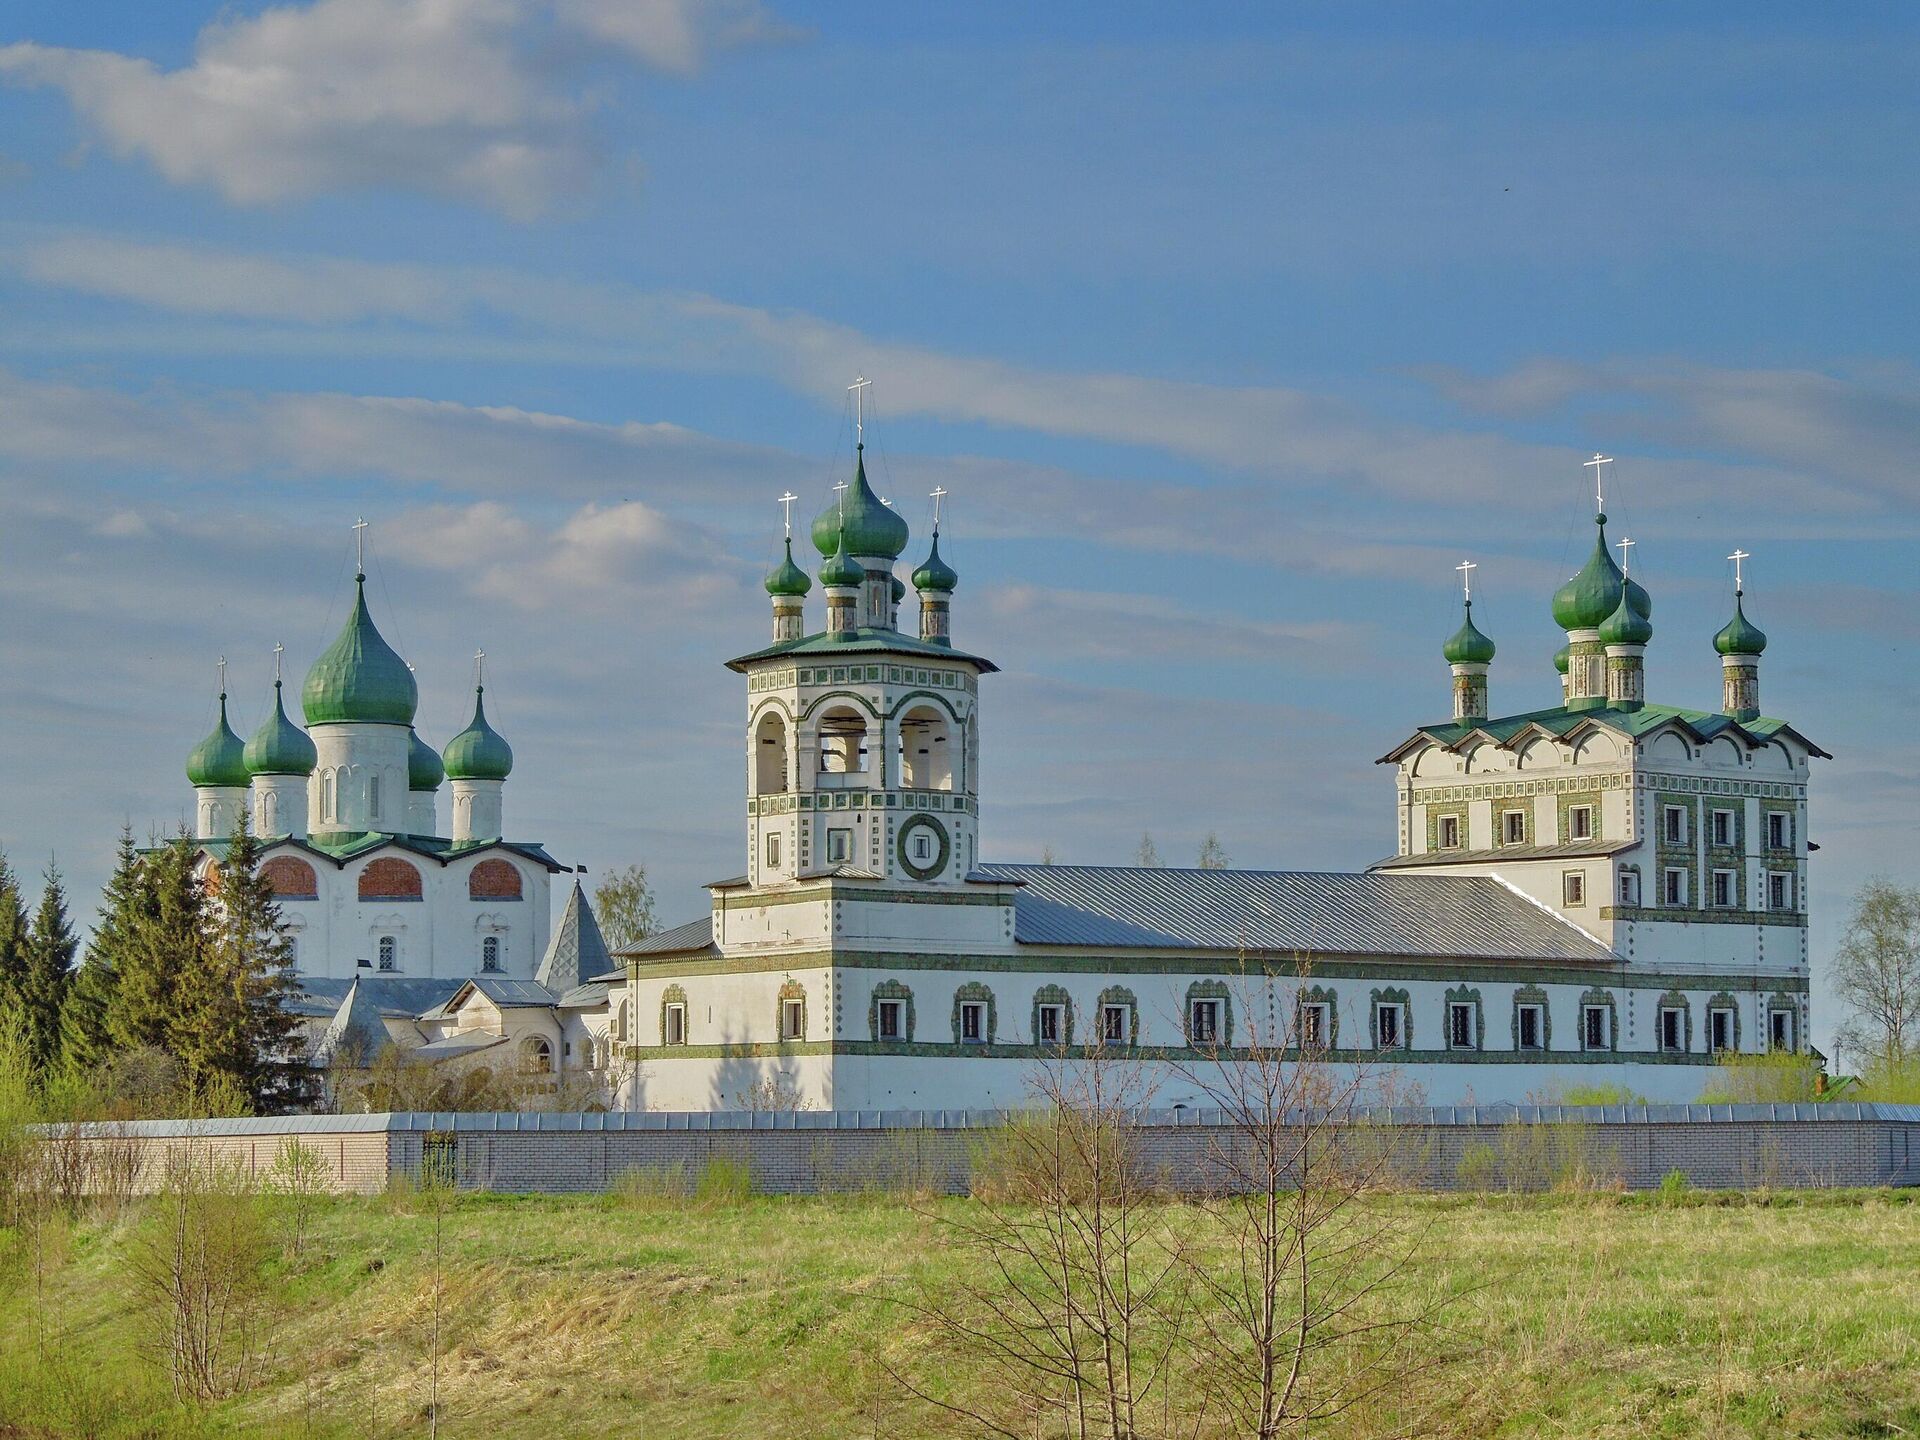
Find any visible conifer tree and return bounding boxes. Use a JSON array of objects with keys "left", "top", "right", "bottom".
[
  {"left": 109, "top": 832, "right": 207, "bottom": 1054},
  {"left": 20, "top": 863, "right": 78, "bottom": 1075},
  {"left": 0, "top": 849, "right": 27, "bottom": 1020},
  {"left": 60, "top": 825, "right": 143, "bottom": 1073}
]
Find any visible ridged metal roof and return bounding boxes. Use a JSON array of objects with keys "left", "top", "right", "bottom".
[
  {"left": 978, "top": 864, "right": 1614, "bottom": 962},
  {"left": 625, "top": 916, "right": 719, "bottom": 957}
]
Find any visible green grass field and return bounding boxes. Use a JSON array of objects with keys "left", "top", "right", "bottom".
[{"left": 3, "top": 1187, "right": 1918, "bottom": 1439}]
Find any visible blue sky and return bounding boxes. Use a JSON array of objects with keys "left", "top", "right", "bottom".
[{"left": 1, "top": 1, "right": 1915, "bottom": 1058}]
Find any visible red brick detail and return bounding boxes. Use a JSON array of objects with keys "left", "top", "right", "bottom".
[
  {"left": 261, "top": 856, "right": 319, "bottom": 900},
  {"left": 468, "top": 858, "right": 523, "bottom": 900},
  {"left": 359, "top": 856, "right": 423, "bottom": 901}
]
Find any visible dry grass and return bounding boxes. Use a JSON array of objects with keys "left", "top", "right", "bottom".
[{"left": 2, "top": 1189, "right": 1918, "bottom": 1437}]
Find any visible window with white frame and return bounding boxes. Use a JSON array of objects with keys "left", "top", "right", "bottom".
[
  {"left": 1659, "top": 1007, "right": 1685, "bottom": 1053},
  {"left": 1374, "top": 1001, "right": 1404, "bottom": 1050},
  {"left": 1516, "top": 1003, "right": 1544, "bottom": 1051},
  {"left": 321, "top": 772, "right": 336, "bottom": 822},
  {"left": 1502, "top": 810, "right": 1527, "bottom": 845},
  {"left": 1619, "top": 870, "right": 1640, "bottom": 906},
  {"left": 1299, "top": 1002, "right": 1328, "bottom": 1049},
  {"left": 1768, "top": 871, "right": 1795, "bottom": 911},
  {"left": 664, "top": 1002, "right": 687, "bottom": 1045},
  {"left": 876, "top": 998, "right": 905, "bottom": 1041},
  {"left": 1710, "top": 808, "right": 1735, "bottom": 847},
  {"left": 1568, "top": 805, "right": 1593, "bottom": 840},
  {"left": 1036, "top": 1003, "right": 1065, "bottom": 1046},
  {"left": 1583, "top": 1004, "right": 1609, "bottom": 1050},
  {"left": 480, "top": 936, "right": 501, "bottom": 972},
  {"left": 765, "top": 832, "right": 781, "bottom": 868},
  {"left": 1437, "top": 814, "right": 1461, "bottom": 849},
  {"left": 780, "top": 997, "right": 805, "bottom": 1041},
  {"left": 911, "top": 831, "right": 934, "bottom": 862},
  {"left": 1770, "top": 1009, "right": 1796, "bottom": 1052},
  {"left": 826, "top": 827, "right": 852, "bottom": 865},
  {"left": 377, "top": 934, "right": 397, "bottom": 971},
  {"left": 1663, "top": 805, "right": 1688, "bottom": 845},
  {"left": 1663, "top": 867, "right": 1689, "bottom": 907},
  {"left": 1767, "top": 811, "right": 1793, "bottom": 850},
  {"left": 960, "top": 1000, "right": 987, "bottom": 1043},
  {"left": 1712, "top": 869, "right": 1737, "bottom": 908},
  {"left": 1709, "top": 1007, "right": 1735, "bottom": 1054},
  {"left": 1448, "top": 1002, "right": 1476, "bottom": 1050},
  {"left": 1563, "top": 870, "right": 1586, "bottom": 906},
  {"left": 1101, "top": 1003, "right": 1129, "bottom": 1046},
  {"left": 1189, "top": 998, "right": 1222, "bottom": 1046}
]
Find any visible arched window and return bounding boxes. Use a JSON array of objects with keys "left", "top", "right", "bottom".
[
  {"left": 898, "top": 706, "right": 954, "bottom": 790},
  {"left": 469, "top": 858, "right": 523, "bottom": 900},
  {"left": 519, "top": 1036, "right": 553, "bottom": 1074},
  {"left": 817, "top": 706, "right": 869, "bottom": 781},
  {"left": 377, "top": 935, "right": 397, "bottom": 971},
  {"left": 260, "top": 791, "right": 278, "bottom": 833},
  {"left": 754, "top": 711, "right": 790, "bottom": 794},
  {"left": 261, "top": 856, "right": 319, "bottom": 900},
  {"left": 321, "top": 771, "right": 335, "bottom": 822},
  {"left": 359, "top": 857, "right": 423, "bottom": 901},
  {"left": 481, "top": 936, "right": 501, "bottom": 972},
  {"left": 368, "top": 772, "right": 381, "bottom": 821}
]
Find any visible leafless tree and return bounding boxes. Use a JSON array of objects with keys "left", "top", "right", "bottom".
[{"left": 1832, "top": 878, "right": 1920, "bottom": 1070}]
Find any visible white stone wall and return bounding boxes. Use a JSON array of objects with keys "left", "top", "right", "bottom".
[{"left": 310, "top": 721, "right": 411, "bottom": 834}]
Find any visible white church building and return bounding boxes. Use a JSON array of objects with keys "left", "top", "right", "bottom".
[{"left": 612, "top": 447, "right": 1823, "bottom": 1111}]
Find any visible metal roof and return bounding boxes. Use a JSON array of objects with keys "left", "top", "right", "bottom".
[
  {"left": 535, "top": 878, "right": 612, "bottom": 991},
  {"left": 624, "top": 916, "right": 718, "bottom": 957},
  {"left": 978, "top": 864, "right": 1615, "bottom": 963},
  {"left": 461, "top": 977, "right": 561, "bottom": 1008},
  {"left": 299, "top": 976, "right": 464, "bottom": 1019},
  {"left": 1370, "top": 840, "right": 1633, "bottom": 871}
]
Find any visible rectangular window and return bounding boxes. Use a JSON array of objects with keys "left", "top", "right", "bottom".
[
  {"left": 1770, "top": 1009, "right": 1795, "bottom": 1052},
  {"left": 1437, "top": 814, "right": 1461, "bottom": 849},
  {"left": 1374, "top": 1002, "right": 1403, "bottom": 1050},
  {"left": 913, "top": 833, "right": 933, "bottom": 861},
  {"left": 1448, "top": 1002, "right": 1476, "bottom": 1051},
  {"left": 1619, "top": 871, "right": 1640, "bottom": 906},
  {"left": 1502, "top": 810, "right": 1527, "bottom": 845},
  {"left": 1709, "top": 1008, "right": 1735, "bottom": 1054},
  {"left": 1563, "top": 870, "right": 1586, "bottom": 906},
  {"left": 877, "top": 999, "right": 904, "bottom": 1041},
  {"left": 780, "top": 998, "right": 804, "bottom": 1041},
  {"left": 1663, "top": 867, "right": 1689, "bottom": 907},
  {"left": 1299, "top": 1002, "right": 1327, "bottom": 1049},
  {"left": 1768, "top": 812, "right": 1793, "bottom": 850},
  {"left": 1568, "top": 805, "right": 1593, "bottom": 840},
  {"left": 1516, "top": 1004, "right": 1543, "bottom": 1051},
  {"left": 1659, "top": 1008, "right": 1684, "bottom": 1053},
  {"left": 1036, "top": 1004, "right": 1064, "bottom": 1045},
  {"left": 1101, "top": 1003, "right": 1128, "bottom": 1046},
  {"left": 960, "top": 1001, "right": 986, "bottom": 1043},
  {"left": 1583, "top": 1004, "right": 1609, "bottom": 1051},
  {"left": 826, "top": 827, "right": 852, "bottom": 864},
  {"left": 1663, "top": 805, "right": 1688, "bottom": 845},
  {"left": 377, "top": 935, "right": 397, "bottom": 972},
  {"left": 765, "top": 832, "right": 781, "bottom": 868},
  {"left": 1711, "top": 808, "right": 1735, "bottom": 847},
  {"left": 1712, "top": 869, "right": 1736, "bottom": 908},
  {"left": 1190, "top": 999, "right": 1221, "bottom": 1046},
  {"left": 1768, "top": 871, "right": 1794, "bottom": 911},
  {"left": 664, "top": 1003, "right": 687, "bottom": 1046}
]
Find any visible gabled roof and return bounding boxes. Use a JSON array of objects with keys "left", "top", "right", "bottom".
[
  {"left": 1379, "top": 701, "right": 1829, "bottom": 763},
  {"left": 726, "top": 626, "right": 997, "bottom": 674},
  {"left": 556, "top": 980, "right": 613, "bottom": 1009},
  {"left": 316, "top": 977, "right": 393, "bottom": 1062},
  {"left": 622, "top": 863, "right": 1616, "bottom": 966},
  {"left": 535, "top": 880, "right": 613, "bottom": 991},
  {"left": 188, "top": 832, "right": 567, "bottom": 871},
  {"left": 442, "top": 976, "right": 559, "bottom": 1012},
  {"left": 298, "top": 976, "right": 463, "bottom": 1020}
]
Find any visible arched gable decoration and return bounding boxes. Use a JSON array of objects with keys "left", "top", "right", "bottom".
[
  {"left": 469, "top": 858, "right": 523, "bottom": 900},
  {"left": 359, "top": 856, "right": 423, "bottom": 901},
  {"left": 261, "top": 855, "right": 319, "bottom": 900}
]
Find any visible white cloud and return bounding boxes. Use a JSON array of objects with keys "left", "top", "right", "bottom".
[{"left": 0, "top": 0, "right": 791, "bottom": 216}]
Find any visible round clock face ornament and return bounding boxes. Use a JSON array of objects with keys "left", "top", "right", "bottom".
[{"left": 897, "top": 813, "right": 950, "bottom": 880}]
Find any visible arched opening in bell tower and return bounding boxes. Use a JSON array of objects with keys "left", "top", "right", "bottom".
[
  {"left": 898, "top": 706, "right": 954, "bottom": 790},
  {"left": 817, "top": 706, "right": 870, "bottom": 785},
  {"left": 754, "top": 710, "right": 790, "bottom": 794}
]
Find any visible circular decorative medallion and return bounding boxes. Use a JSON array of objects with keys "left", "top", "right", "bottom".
[{"left": 896, "top": 813, "right": 951, "bottom": 880}]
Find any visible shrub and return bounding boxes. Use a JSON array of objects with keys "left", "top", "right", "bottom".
[
  {"left": 1656, "top": 1168, "right": 1692, "bottom": 1205},
  {"left": 693, "top": 1154, "right": 754, "bottom": 1207},
  {"left": 1455, "top": 1141, "right": 1498, "bottom": 1192},
  {"left": 607, "top": 1162, "right": 691, "bottom": 1209},
  {"left": 1698, "top": 1051, "right": 1823, "bottom": 1104}
]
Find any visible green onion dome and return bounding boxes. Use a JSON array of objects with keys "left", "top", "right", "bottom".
[
  {"left": 1551, "top": 516, "right": 1629, "bottom": 631},
  {"left": 1553, "top": 643, "right": 1570, "bottom": 676},
  {"left": 764, "top": 538, "right": 812, "bottom": 598},
  {"left": 1622, "top": 570, "right": 1652, "bottom": 622},
  {"left": 1441, "top": 599, "right": 1495, "bottom": 665},
  {"left": 912, "top": 532, "right": 960, "bottom": 593},
  {"left": 443, "top": 686, "right": 513, "bottom": 781},
  {"left": 1598, "top": 586, "right": 1653, "bottom": 647},
  {"left": 889, "top": 572, "right": 906, "bottom": 605},
  {"left": 187, "top": 694, "right": 250, "bottom": 788},
  {"left": 810, "top": 446, "right": 909, "bottom": 560},
  {"left": 243, "top": 681, "right": 317, "bottom": 777},
  {"left": 408, "top": 729, "right": 445, "bottom": 791},
  {"left": 820, "top": 524, "right": 867, "bottom": 588},
  {"left": 1713, "top": 592, "right": 1768, "bottom": 656},
  {"left": 302, "top": 575, "right": 418, "bottom": 726}
]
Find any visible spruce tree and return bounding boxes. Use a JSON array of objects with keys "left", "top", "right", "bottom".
[
  {"left": 20, "top": 863, "right": 78, "bottom": 1075},
  {"left": 0, "top": 849, "right": 27, "bottom": 1020},
  {"left": 60, "top": 825, "right": 142, "bottom": 1073},
  {"left": 110, "top": 832, "right": 207, "bottom": 1053}
]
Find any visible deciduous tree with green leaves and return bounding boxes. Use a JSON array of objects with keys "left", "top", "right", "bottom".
[{"left": 594, "top": 863, "right": 657, "bottom": 952}]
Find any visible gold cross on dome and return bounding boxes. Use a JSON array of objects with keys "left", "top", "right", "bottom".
[{"left": 1454, "top": 559, "right": 1476, "bottom": 601}]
